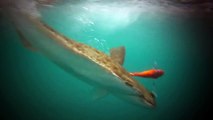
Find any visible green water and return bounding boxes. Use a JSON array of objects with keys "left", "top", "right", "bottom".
[{"left": 0, "top": 2, "right": 211, "bottom": 120}]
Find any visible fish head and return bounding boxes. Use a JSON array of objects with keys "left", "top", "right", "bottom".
[
  {"left": 153, "top": 69, "right": 164, "bottom": 78},
  {"left": 114, "top": 91, "right": 156, "bottom": 108},
  {"left": 157, "top": 69, "right": 164, "bottom": 76},
  {"left": 139, "top": 91, "right": 156, "bottom": 107}
]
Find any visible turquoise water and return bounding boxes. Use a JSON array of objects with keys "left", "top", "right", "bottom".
[{"left": 0, "top": 1, "right": 211, "bottom": 120}]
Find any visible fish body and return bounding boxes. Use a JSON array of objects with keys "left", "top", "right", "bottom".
[
  {"left": 11, "top": 11, "right": 155, "bottom": 107},
  {"left": 130, "top": 69, "right": 164, "bottom": 79}
]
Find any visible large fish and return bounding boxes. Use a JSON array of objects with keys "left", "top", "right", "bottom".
[{"left": 11, "top": 11, "right": 156, "bottom": 108}]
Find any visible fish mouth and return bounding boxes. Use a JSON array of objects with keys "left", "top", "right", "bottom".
[
  {"left": 143, "top": 99, "right": 156, "bottom": 108},
  {"left": 140, "top": 92, "right": 156, "bottom": 108}
]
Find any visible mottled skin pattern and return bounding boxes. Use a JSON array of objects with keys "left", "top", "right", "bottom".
[{"left": 24, "top": 15, "right": 155, "bottom": 107}]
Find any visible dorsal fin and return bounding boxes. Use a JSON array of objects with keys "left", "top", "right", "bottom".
[
  {"left": 15, "top": 28, "right": 36, "bottom": 51},
  {"left": 110, "top": 46, "right": 125, "bottom": 65}
]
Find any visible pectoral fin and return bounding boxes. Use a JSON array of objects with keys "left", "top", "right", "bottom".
[
  {"left": 92, "top": 87, "right": 109, "bottom": 100},
  {"left": 15, "top": 28, "right": 36, "bottom": 51},
  {"left": 110, "top": 46, "right": 125, "bottom": 65}
]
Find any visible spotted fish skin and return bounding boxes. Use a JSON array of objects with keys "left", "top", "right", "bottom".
[
  {"left": 36, "top": 18, "right": 147, "bottom": 93},
  {"left": 12, "top": 12, "right": 155, "bottom": 107}
]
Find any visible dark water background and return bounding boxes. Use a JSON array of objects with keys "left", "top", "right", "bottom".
[{"left": 0, "top": 0, "right": 212, "bottom": 120}]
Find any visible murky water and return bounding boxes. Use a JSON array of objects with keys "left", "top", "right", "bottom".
[{"left": 0, "top": 0, "right": 212, "bottom": 120}]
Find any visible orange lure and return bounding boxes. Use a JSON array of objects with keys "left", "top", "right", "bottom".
[{"left": 130, "top": 69, "right": 164, "bottom": 79}]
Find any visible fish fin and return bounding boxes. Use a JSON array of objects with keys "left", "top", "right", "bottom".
[
  {"left": 92, "top": 87, "right": 109, "bottom": 100},
  {"left": 153, "top": 61, "right": 158, "bottom": 69},
  {"left": 110, "top": 46, "right": 125, "bottom": 65},
  {"left": 40, "top": 4, "right": 54, "bottom": 7},
  {"left": 36, "top": 0, "right": 55, "bottom": 7},
  {"left": 151, "top": 91, "right": 158, "bottom": 98},
  {"left": 15, "top": 28, "right": 36, "bottom": 51}
]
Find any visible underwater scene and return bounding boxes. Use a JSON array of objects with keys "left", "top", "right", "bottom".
[{"left": 0, "top": 0, "right": 212, "bottom": 120}]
